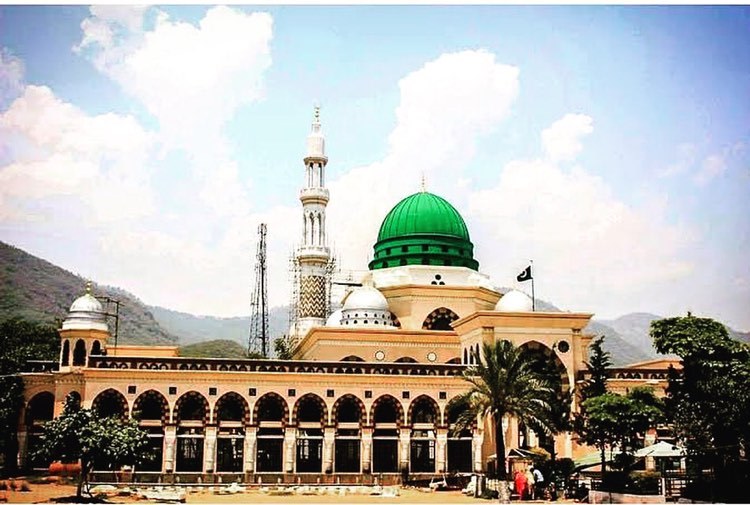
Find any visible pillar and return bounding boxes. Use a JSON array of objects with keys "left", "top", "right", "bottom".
[
  {"left": 244, "top": 426, "right": 257, "bottom": 474},
  {"left": 361, "top": 427, "right": 372, "bottom": 474},
  {"left": 164, "top": 425, "right": 176, "bottom": 473},
  {"left": 323, "top": 426, "right": 335, "bottom": 474},
  {"left": 436, "top": 428, "right": 448, "bottom": 473},
  {"left": 284, "top": 428, "right": 296, "bottom": 473},
  {"left": 399, "top": 429, "right": 410, "bottom": 472},
  {"left": 204, "top": 425, "right": 217, "bottom": 473},
  {"left": 16, "top": 431, "right": 27, "bottom": 469},
  {"left": 472, "top": 430, "right": 484, "bottom": 473}
]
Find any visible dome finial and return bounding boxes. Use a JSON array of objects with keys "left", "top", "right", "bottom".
[
  {"left": 85, "top": 281, "right": 92, "bottom": 295},
  {"left": 313, "top": 104, "right": 320, "bottom": 125},
  {"left": 420, "top": 173, "right": 427, "bottom": 193}
]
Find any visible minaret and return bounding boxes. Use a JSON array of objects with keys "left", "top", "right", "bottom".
[{"left": 294, "top": 106, "right": 331, "bottom": 340}]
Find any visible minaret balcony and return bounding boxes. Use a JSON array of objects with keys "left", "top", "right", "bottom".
[
  {"left": 299, "top": 187, "right": 330, "bottom": 203},
  {"left": 297, "top": 245, "right": 330, "bottom": 260}
]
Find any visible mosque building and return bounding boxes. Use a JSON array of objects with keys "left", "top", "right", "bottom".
[{"left": 16, "top": 108, "right": 676, "bottom": 483}]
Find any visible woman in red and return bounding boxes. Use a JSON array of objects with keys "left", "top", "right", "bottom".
[{"left": 514, "top": 469, "right": 528, "bottom": 500}]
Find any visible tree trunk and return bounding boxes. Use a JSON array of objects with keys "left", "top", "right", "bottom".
[
  {"left": 76, "top": 459, "right": 88, "bottom": 498},
  {"left": 495, "top": 417, "right": 511, "bottom": 504}
]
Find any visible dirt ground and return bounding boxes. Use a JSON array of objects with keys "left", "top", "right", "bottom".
[{"left": 1, "top": 482, "right": 571, "bottom": 504}]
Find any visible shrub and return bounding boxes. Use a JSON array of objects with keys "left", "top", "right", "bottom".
[{"left": 627, "top": 470, "right": 661, "bottom": 495}]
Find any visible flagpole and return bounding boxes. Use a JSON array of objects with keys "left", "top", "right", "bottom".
[{"left": 530, "top": 259, "right": 535, "bottom": 311}]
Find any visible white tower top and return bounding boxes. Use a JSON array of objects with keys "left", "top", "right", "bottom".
[{"left": 306, "top": 105, "right": 326, "bottom": 160}]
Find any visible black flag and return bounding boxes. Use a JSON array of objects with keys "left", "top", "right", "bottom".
[{"left": 517, "top": 265, "right": 532, "bottom": 282}]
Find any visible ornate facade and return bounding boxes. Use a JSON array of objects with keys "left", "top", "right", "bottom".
[{"left": 16, "top": 107, "right": 675, "bottom": 484}]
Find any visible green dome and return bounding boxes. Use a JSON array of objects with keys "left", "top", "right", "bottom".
[{"left": 369, "top": 192, "right": 478, "bottom": 271}]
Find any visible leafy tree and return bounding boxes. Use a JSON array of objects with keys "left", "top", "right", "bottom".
[
  {"left": 35, "top": 395, "right": 151, "bottom": 498},
  {"left": 650, "top": 315, "right": 750, "bottom": 501},
  {"left": 0, "top": 318, "right": 58, "bottom": 474},
  {"left": 454, "top": 340, "right": 553, "bottom": 500},
  {"left": 273, "top": 335, "right": 294, "bottom": 360},
  {"left": 574, "top": 336, "right": 612, "bottom": 475}
]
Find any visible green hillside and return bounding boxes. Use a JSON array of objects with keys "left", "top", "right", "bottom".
[
  {"left": 179, "top": 339, "right": 248, "bottom": 358},
  {"left": 0, "top": 242, "right": 177, "bottom": 345}
]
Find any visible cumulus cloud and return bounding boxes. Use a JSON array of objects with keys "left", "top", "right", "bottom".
[
  {"left": 0, "top": 85, "right": 155, "bottom": 223},
  {"left": 541, "top": 113, "right": 593, "bottom": 162},
  {"left": 467, "top": 115, "right": 695, "bottom": 315}
]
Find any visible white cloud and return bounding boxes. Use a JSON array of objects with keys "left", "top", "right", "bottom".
[
  {"left": 541, "top": 113, "right": 593, "bottom": 162},
  {"left": 0, "top": 85, "right": 156, "bottom": 223},
  {"left": 658, "top": 142, "right": 696, "bottom": 178},
  {"left": 693, "top": 154, "right": 727, "bottom": 186},
  {"left": 467, "top": 115, "right": 695, "bottom": 315}
]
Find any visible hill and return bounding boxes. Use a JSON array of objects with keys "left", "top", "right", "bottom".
[
  {"left": 179, "top": 339, "right": 248, "bottom": 358},
  {"left": 0, "top": 241, "right": 177, "bottom": 345},
  {"left": 150, "top": 305, "right": 289, "bottom": 346}
]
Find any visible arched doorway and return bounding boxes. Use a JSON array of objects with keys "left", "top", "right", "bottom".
[
  {"left": 446, "top": 397, "right": 473, "bottom": 473},
  {"left": 92, "top": 389, "right": 128, "bottom": 418},
  {"left": 422, "top": 307, "right": 459, "bottom": 331},
  {"left": 25, "top": 392, "right": 54, "bottom": 470},
  {"left": 293, "top": 394, "right": 326, "bottom": 473},
  {"left": 174, "top": 392, "right": 208, "bottom": 472},
  {"left": 332, "top": 395, "right": 365, "bottom": 473},
  {"left": 371, "top": 395, "right": 403, "bottom": 473},
  {"left": 408, "top": 396, "right": 439, "bottom": 473},
  {"left": 215, "top": 392, "right": 249, "bottom": 473},
  {"left": 133, "top": 390, "right": 168, "bottom": 472},
  {"left": 254, "top": 393, "right": 288, "bottom": 473}
]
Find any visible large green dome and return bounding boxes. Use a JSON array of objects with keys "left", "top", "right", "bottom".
[{"left": 369, "top": 192, "right": 479, "bottom": 271}]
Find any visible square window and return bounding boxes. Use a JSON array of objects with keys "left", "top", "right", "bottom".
[
  {"left": 168, "top": 386, "right": 177, "bottom": 395},
  {"left": 365, "top": 390, "right": 372, "bottom": 399},
  {"left": 209, "top": 387, "right": 217, "bottom": 396},
  {"left": 288, "top": 389, "right": 296, "bottom": 397},
  {"left": 127, "top": 385, "right": 136, "bottom": 395},
  {"left": 402, "top": 391, "right": 410, "bottom": 399},
  {"left": 439, "top": 391, "right": 447, "bottom": 400},
  {"left": 327, "top": 389, "right": 335, "bottom": 398},
  {"left": 249, "top": 388, "right": 257, "bottom": 396}
]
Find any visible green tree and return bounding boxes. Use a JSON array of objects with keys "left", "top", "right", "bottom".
[
  {"left": 650, "top": 315, "right": 750, "bottom": 501},
  {"left": 454, "top": 340, "right": 553, "bottom": 500},
  {"left": 35, "top": 395, "right": 151, "bottom": 498},
  {"left": 0, "top": 317, "right": 58, "bottom": 474},
  {"left": 574, "top": 336, "right": 612, "bottom": 475},
  {"left": 273, "top": 335, "right": 293, "bottom": 360}
]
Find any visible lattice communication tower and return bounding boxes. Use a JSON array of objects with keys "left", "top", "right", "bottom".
[{"left": 248, "top": 223, "right": 269, "bottom": 357}]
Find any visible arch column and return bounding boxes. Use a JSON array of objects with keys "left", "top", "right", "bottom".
[
  {"left": 204, "top": 425, "right": 217, "bottom": 473},
  {"left": 323, "top": 426, "right": 335, "bottom": 474},
  {"left": 436, "top": 427, "right": 448, "bottom": 473},
  {"left": 284, "top": 428, "right": 296, "bottom": 473},
  {"left": 361, "top": 427, "right": 372, "bottom": 474},
  {"left": 244, "top": 427, "right": 257, "bottom": 474},
  {"left": 399, "top": 429, "right": 410, "bottom": 472},
  {"left": 164, "top": 425, "right": 177, "bottom": 473},
  {"left": 16, "top": 431, "right": 27, "bottom": 469},
  {"left": 472, "top": 430, "right": 484, "bottom": 473}
]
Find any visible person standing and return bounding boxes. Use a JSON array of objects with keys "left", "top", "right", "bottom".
[
  {"left": 525, "top": 466, "right": 536, "bottom": 499},
  {"left": 514, "top": 469, "right": 528, "bottom": 500},
  {"left": 532, "top": 466, "right": 545, "bottom": 499}
]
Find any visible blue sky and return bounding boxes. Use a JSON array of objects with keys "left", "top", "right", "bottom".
[{"left": 1, "top": 5, "right": 748, "bottom": 330}]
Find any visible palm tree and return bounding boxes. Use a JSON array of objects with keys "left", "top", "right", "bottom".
[{"left": 455, "top": 340, "right": 554, "bottom": 498}]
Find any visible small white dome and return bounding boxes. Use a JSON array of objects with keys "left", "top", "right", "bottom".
[
  {"left": 69, "top": 293, "right": 103, "bottom": 313},
  {"left": 62, "top": 287, "right": 109, "bottom": 332},
  {"left": 343, "top": 286, "right": 389, "bottom": 312},
  {"left": 495, "top": 290, "right": 533, "bottom": 312},
  {"left": 326, "top": 309, "right": 343, "bottom": 326}
]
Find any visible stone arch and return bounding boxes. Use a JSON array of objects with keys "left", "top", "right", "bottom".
[
  {"left": 422, "top": 307, "right": 459, "bottom": 331},
  {"left": 91, "top": 340, "right": 102, "bottom": 356},
  {"left": 92, "top": 388, "right": 128, "bottom": 418},
  {"left": 25, "top": 392, "right": 54, "bottom": 426},
  {"left": 174, "top": 391, "right": 209, "bottom": 424},
  {"left": 293, "top": 393, "right": 327, "bottom": 425},
  {"left": 446, "top": 357, "right": 461, "bottom": 364},
  {"left": 66, "top": 391, "right": 82, "bottom": 410},
  {"left": 370, "top": 394, "right": 404, "bottom": 426},
  {"left": 341, "top": 355, "right": 365, "bottom": 362},
  {"left": 72, "top": 339, "right": 86, "bottom": 366},
  {"left": 332, "top": 394, "right": 366, "bottom": 424},
  {"left": 254, "top": 392, "right": 289, "bottom": 424},
  {"left": 214, "top": 392, "right": 250, "bottom": 425},
  {"left": 133, "top": 390, "right": 169, "bottom": 423},
  {"left": 61, "top": 340, "right": 70, "bottom": 366},
  {"left": 445, "top": 395, "right": 475, "bottom": 428},
  {"left": 408, "top": 395, "right": 439, "bottom": 425},
  {"left": 395, "top": 356, "right": 417, "bottom": 363}
]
